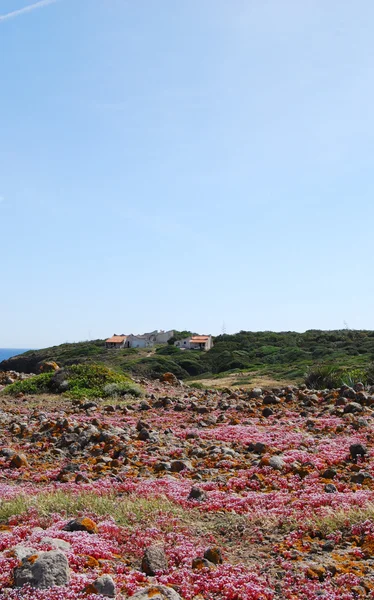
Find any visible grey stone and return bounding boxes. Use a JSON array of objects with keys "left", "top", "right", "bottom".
[
  {"left": 40, "top": 537, "right": 71, "bottom": 552},
  {"left": 12, "top": 545, "right": 37, "bottom": 561},
  {"left": 14, "top": 550, "right": 70, "bottom": 589},
  {"left": 188, "top": 486, "right": 207, "bottom": 502},
  {"left": 132, "top": 586, "right": 181, "bottom": 600},
  {"left": 141, "top": 545, "right": 168, "bottom": 575},
  {"left": 269, "top": 456, "right": 285, "bottom": 471},
  {"left": 91, "top": 574, "right": 116, "bottom": 597}
]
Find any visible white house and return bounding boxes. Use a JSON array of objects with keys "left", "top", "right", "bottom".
[
  {"left": 105, "top": 330, "right": 175, "bottom": 349},
  {"left": 175, "top": 335, "right": 213, "bottom": 351}
]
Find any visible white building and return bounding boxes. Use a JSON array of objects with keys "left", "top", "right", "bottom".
[
  {"left": 175, "top": 335, "right": 213, "bottom": 351},
  {"left": 105, "top": 330, "right": 175, "bottom": 349}
]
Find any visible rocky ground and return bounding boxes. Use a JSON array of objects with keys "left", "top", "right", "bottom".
[{"left": 1, "top": 375, "right": 374, "bottom": 598}]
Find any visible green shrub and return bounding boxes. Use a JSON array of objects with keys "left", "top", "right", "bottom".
[
  {"left": 304, "top": 364, "right": 367, "bottom": 389},
  {"left": 4, "top": 364, "right": 138, "bottom": 399},
  {"left": 4, "top": 373, "right": 54, "bottom": 395},
  {"left": 155, "top": 345, "right": 181, "bottom": 356},
  {"left": 102, "top": 382, "right": 143, "bottom": 398}
]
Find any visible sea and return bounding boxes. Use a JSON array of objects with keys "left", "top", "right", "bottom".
[{"left": 0, "top": 349, "right": 31, "bottom": 362}]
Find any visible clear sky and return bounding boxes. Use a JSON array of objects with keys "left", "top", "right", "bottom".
[{"left": 1, "top": 0, "right": 374, "bottom": 348}]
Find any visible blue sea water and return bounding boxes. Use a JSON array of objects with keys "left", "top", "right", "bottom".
[{"left": 0, "top": 349, "right": 31, "bottom": 362}]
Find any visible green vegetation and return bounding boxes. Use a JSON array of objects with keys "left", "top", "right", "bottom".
[
  {"left": 3, "top": 329, "right": 374, "bottom": 385},
  {"left": 4, "top": 364, "right": 142, "bottom": 399},
  {"left": 304, "top": 363, "right": 374, "bottom": 389},
  {"left": 0, "top": 490, "right": 184, "bottom": 528}
]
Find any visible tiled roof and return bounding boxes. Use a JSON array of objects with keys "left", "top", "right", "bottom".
[
  {"left": 106, "top": 336, "right": 127, "bottom": 343},
  {"left": 190, "top": 336, "right": 210, "bottom": 342}
]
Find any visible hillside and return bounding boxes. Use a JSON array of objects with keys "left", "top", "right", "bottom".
[{"left": 2, "top": 329, "right": 374, "bottom": 385}]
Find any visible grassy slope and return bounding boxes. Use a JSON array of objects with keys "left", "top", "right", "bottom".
[{"left": 2, "top": 329, "right": 374, "bottom": 386}]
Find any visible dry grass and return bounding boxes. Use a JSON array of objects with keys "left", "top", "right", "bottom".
[
  {"left": 0, "top": 490, "right": 186, "bottom": 528},
  {"left": 309, "top": 504, "right": 374, "bottom": 535},
  {"left": 193, "top": 373, "right": 293, "bottom": 390}
]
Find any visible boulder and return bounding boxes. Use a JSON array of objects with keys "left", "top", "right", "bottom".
[
  {"left": 62, "top": 517, "right": 98, "bottom": 534},
  {"left": 10, "top": 453, "right": 28, "bottom": 468},
  {"left": 324, "top": 484, "right": 337, "bottom": 493},
  {"left": 39, "top": 361, "right": 60, "bottom": 373},
  {"left": 161, "top": 373, "right": 179, "bottom": 386},
  {"left": 12, "top": 545, "right": 37, "bottom": 561},
  {"left": 188, "top": 486, "right": 207, "bottom": 501},
  {"left": 14, "top": 550, "right": 69, "bottom": 589},
  {"left": 269, "top": 456, "right": 286, "bottom": 471},
  {"left": 132, "top": 586, "right": 181, "bottom": 600},
  {"left": 204, "top": 547, "right": 223, "bottom": 564},
  {"left": 350, "top": 443, "right": 367, "bottom": 462},
  {"left": 344, "top": 402, "right": 363, "bottom": 414},
  {"left": 40, "top": 538, "right": 71, "bottom": 552},
  {"left": 88, "top": 574, "right": 116, "bottom": 597},
  {"left": 141, "top": 545, "right": 168, "bottom": 575}
]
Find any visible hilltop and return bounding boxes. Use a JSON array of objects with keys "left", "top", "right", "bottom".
[{"left": 2, "top": 329, "right": 374, "bottom": 387}]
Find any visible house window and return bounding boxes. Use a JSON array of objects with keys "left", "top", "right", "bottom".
[{"left": 184, "top": 341, "right": 186, "bottom": 345}]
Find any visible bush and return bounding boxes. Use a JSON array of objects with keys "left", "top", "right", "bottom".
[
  {"left": 102, "top": 382, "right": 142, "bottom": 398},
  {"left": 155, "top": 345, "right": 181, "bottom": 356},
  {"left": 131, "top": 356, "right": 188, "bottom": 380},
  {"left": 4, "top": 365, "right": 138, "bottom": 399},
  {"left": 3, "top": 373, "right": 54, "bottom": 395},
  {"left": 304, "top": 364, "right": 367, "bottom": 389}
]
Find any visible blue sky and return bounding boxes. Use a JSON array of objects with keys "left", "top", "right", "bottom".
[{"left": 1, "top": 0, "right": 374, "bottom": 348}]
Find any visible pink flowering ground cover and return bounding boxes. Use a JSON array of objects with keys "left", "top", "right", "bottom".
[{"left": 0, "top": 380, "right": 374, "bottom": 598}]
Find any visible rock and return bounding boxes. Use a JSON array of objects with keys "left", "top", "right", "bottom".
[
  {"left": 262, "top": 407, "right": 274, "bottom": 418},
  {"left": 10, "top": 453, "right": 28, "bottom": 468},
  {"left": 251, "top": 442, "right": 266, "bottom": 454},
  {"left": 138, "top": 428, "right": 151, "bottom": 441},
  {"left": 188, "top": 486, "right": 207, "bottom": 501},
  {"left": 12, "top": 545, "right": 37, "bottom": 560},
  {"left": 324, "top": 483, "right": 337, "bottom": 493},
  {"left": 62, "top": 517, "right": 98, "bottom": 534},
  {"left": 141, "top": 545, "right": 168, "bottom": 575},
  {"left": 192, "top": 556, "right": 215, "bottom": 569},
  {"left": 39, "top": 361, "right": 60, "bottom": 373},
  {"left": 0, "top": 447, "right": 16, "bottom": 458},
  {"left": 40, "top": 538, "right": 71, "bottom": 552},
  {"left": 344, "top": 402, "right": 363, "bottom": 414},
  {"left": 263, "top": 395, "right": 280, "bottom": 405},
  {"left": 89, "top": 574, "right": 116, "bottom": 597},
  {"left": 322, "top": 540, "right": 335, "bottom": 551},
  {"left": 351, "top": 472, "right": 372, "bottom": 484},
  {"left": 170, "top": 460, "right": 191, "bottom": 472},
  {"left": 161, "top": 373, "right": 179, "bottom": 385},
  {"left": 14, "top": 550, "right": 70, "bottom": 589},
  {"left": 320, "top": 468, "right": 336, "bottom": 479},
  {"left": 350, "top": 443, "right": 368, "bottom": 462},
  {"left": 269, "top": 456, "right": 286, "bottom": 471},
  {"left": 204, "top": 547, "right": 223, "bottom": 564},
  {"left": 132, "top": 586, "right": 182, "bottom": 600}
]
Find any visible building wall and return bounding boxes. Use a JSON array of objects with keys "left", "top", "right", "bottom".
[
  {"left": 128, "top": 336, "right": 150, "bottom": 348},
  {"left": 174, "top": 337, "right": 192, "bottom": 349},
  {"left": 106, "top": 341, "right": 125, "bottom": 349},
  {"left": 155, "top": 330, "right": 175, "bottom": 344}
]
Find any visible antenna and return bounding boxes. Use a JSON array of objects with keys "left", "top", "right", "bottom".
[
  {"left": 344, "top": 321, "right": 349, "bottom": 330},
  {"left": 222, "top": 321, "right": 226, "bottom": 335}
]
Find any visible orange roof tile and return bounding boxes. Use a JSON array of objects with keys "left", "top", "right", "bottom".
[
  {"left": 106, "top": 336, "right": 127, "bottom": 343},
  {"left": 190, "top": 336, "right": 210, "bottom": 342}
]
